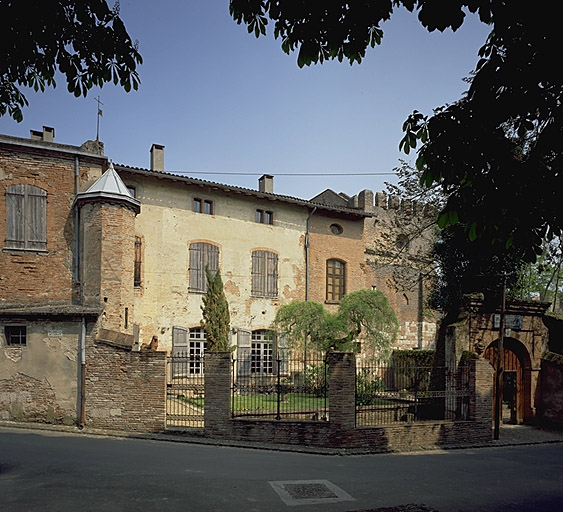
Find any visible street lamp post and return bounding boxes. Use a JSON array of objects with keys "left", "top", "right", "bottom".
[{"left": 493, "top": 274, "right": 507, "bottom": 440}]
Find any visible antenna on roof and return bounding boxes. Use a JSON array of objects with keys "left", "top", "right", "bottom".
[{"left": 95, "top": 96, "right": 104, "bottom": 141}]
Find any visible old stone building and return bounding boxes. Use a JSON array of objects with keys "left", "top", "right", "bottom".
[{"left": 0, "top": 127, "right": 435, "bottom": 425}]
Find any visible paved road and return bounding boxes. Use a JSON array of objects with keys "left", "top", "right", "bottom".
[{"left": 1, "top": 426, "right": 562, "bottom": 512}]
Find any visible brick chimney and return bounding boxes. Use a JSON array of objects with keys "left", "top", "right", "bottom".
[
  {"left": 150, "top": 144, "right": 165, "bottom": 172},
  {"left": 259, "top": 174, "right": 274, "bottom": 194}
]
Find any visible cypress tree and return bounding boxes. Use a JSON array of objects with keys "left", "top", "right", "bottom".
[{"left": 200, "top": 266, "right": 231, "bottom": 351}]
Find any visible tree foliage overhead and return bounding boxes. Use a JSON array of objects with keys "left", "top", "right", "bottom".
[
  {"left": 230, "top": 1, "right": 562, "bottom": 260},
  {"left": 429, "top": 224, "right": 525, "bottom": 313},
  {"left": 0, "top": 0, "right": 142, "bottom": 121},
  {"left": 274, "top": 290, "right": 398, "bottom": 357},
  {"left": 200, "top": 267, "right": 231, "bottom": 352}
]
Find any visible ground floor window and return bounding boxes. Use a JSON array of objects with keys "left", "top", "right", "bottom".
[
  {"left": 4, "top": 325, "right": 26, "bottom": 346},
  {"left": 251, "top": 330, "right": 273, "bottom": 374},
  {"left": 189, "top": 328, "right": 207, "bottom": 374}
]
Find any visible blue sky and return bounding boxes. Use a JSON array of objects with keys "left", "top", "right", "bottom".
[{"left": 0, "top": 2, "right": 491, "bottom": 200}]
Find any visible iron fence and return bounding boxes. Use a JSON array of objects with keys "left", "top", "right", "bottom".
[
  {"left": 356, "top": 361, "right": 470, "bottom": 426},
  {"left": 231, "top": 354, "right": 328, "bottom": 421},
  {"left": 166, "top": 353, "right": 205, "bottom": 428}
]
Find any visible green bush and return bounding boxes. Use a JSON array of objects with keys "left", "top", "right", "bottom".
[
  {"left": 303, "top": 362, "right": 327, "bottom": 397},
  {"left": 356, "top": 368, "right": 385, "bottom": 406}
]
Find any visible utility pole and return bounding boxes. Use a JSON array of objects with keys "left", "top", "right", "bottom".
[{"left": 493, "top": 274, "right": 507, "bottom": 440}]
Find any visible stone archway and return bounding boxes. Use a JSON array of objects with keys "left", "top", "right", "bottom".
[{"left": 484, "top": 338, "right": 532, "bottom": 424}]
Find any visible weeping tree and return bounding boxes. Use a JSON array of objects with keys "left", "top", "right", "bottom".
[
  {"left": 200, "top": 267, "right": 231, "bottom": 352},
  {"left": 274, "top": 290, "right": 398, "bottom": 358}
]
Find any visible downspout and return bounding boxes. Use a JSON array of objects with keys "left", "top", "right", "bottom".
[
  {"left": 79, "top": 317, "right": 86, "bottom": 428},
  {"left": 74, "top": 156, "right": 86, "bottom": 427},
  {"left": 304, "top": 207, "right": 316, "bottom": 371},
  {"left": 304, "top": 207, "right": 317, "bottom": 301},
  {"left": 74, "top": 156, "right": 80, "bottom": 283}
]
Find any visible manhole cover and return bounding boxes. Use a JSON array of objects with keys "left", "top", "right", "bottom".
[
  {"left": 269, "top": 479, "right": 355, "bottom": 506},
  {"left": 285, "top": 483, "right": 338, "bottom": 499}
]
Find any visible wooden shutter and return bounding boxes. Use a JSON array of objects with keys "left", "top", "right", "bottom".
[
  {"left": 190, "top": 243, "right": 219, "bottom": 292},
  {"left": 205, "top": 243, "right": 219, "bottom": 277},
  {"left": 172, "top": 326, "right": 189, "bottom": 377},
  {"left": 5, "top": 185, "right": 46, "bottom": 250},
  {"left": 237, "top": 329, "right": 251, "bottom": 376},
  {"left": 251, "top": 250, "right": 265, "bottom": 296},
  {"left": 27, "top": 186, "right": 47, "bottom": 250},
  {"left": 5, "top": 185, "right": 25, "bottom": 249},
  {"left": 265, "top": 251, "right": 278, "bottom": 298}
]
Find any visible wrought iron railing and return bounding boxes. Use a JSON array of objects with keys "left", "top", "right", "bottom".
[
  {"left": 231, "top": 354, "right": 328, "bottom": 421},
  {"left": 355, "top": 362, "right": 470, "bottom": 426},
  {"left": 166, "top": 353, "right": 205, "bottom": 428}
]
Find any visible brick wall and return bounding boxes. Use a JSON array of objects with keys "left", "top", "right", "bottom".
[
  {"left": 539, "top": 358, "right": 563, "bottom": 426},
  {"left": 85, "top": 340, "right": 166, "bottom": 432},
  {"left": 0, "top": 143, "right": 103, "bottom": 306},
  {"left": 80, "top": 202, "right": 137, "bottom": 333}
]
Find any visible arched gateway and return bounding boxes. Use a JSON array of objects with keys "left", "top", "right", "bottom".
[
  {"left": 446, "top": 298, "right": 550, "bottom": 424},
  {"left": 484, "top": 337, "right": 532, "bottom": 424}
]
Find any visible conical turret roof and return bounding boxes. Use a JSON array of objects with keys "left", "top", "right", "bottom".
[{"left": 75, "top": 162, "right": 140, "bottom": 212}]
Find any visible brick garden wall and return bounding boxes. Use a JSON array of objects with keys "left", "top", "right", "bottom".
[
  {"left": 85, "top": 341, "right": 166, "bottom": 432},
  {"left": 539, "top": 357, "right": 563, "bottom": 426},
  {"left": 204, "top": 353, "right": 493, "bottom": 452}
]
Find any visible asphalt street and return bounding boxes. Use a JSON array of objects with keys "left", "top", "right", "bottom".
[{"left": 1, "top": 426, "right": 562, "bottom": 512}]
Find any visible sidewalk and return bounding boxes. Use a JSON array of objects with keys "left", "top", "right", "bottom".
[
  {"left": 1, "top": 419, "right": 562, "bottom": 455},
  {"left": 491, "top": 423, "right": 563, "bottom": 446}
]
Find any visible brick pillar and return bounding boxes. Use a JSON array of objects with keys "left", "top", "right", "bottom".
[
  {"left": 327, "top": 352, "right": 356, "bottom": 430},
  {"left": 469, "top": 358, "right": 494, "bottom": 440},
  {"left": 204, "top": 352, "right": 232, "bottom": 436}
]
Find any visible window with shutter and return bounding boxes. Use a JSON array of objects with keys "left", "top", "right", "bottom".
[
  {"left": 189, "top": 242, "right": 219, "bottom": 292},
  {"left": 5, "top": 184, "right": 47, "bottom": 251},
  {"left": 251, "top": 250, "right": 278, "bottom": 298}
]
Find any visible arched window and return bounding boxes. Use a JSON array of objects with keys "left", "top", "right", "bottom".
[
  {"left": 326, "top": 259, "right": 346, "bottom": 302},
  {"left": 5, "top": 184, "right": 47, "bottom": 250},
  {"left": 189, "top": 242, "right": 219, "bottom": 292},
  {"left": 251, "top": 250, "right": 278, "bottom": 298}
]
